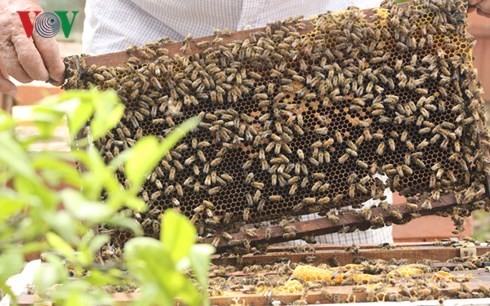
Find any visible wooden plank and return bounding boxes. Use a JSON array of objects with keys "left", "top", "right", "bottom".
[
  {"left": 212, "top": 245, "right": 490, "bottom": 267},
  {"left": 266, "top": 241, "right": 479, "bottom": 252}
]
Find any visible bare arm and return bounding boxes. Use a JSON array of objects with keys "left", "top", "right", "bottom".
[{"left": 0, "top": 0, "right": 65, "bottom": 96}]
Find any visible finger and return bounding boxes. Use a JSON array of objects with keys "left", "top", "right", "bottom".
[
  {"left": 0, "top": 65, "right": 16, "bottom": 96},
  {"left": 47, "top": 78, "right": 64, "bottom": 87},
  {"left": 468, "top": 7, "right": 477, "bottom": 13},
  {"left": 0, "top": 76, "right": 16, "bottom": 96},
  {"left": 477, "top": 9, "right": 490, "bottom": 17},
  {"left": 1, "top": 47, "right": 32, "bottom": 84},
  {"left": 469, "top": 0, "right": 484, "bottom": 5},
  {"left": 11, "top": 34, "right": 49, "bottom": 81},
  {"left": 478, "top": 0, "right": 490, "bottom": 13},
  {"left": 33, "top": 32, "right": 65, "bottom": 84}
]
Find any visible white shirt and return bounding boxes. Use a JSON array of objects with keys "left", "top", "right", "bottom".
[
  {"left": 82, "top": 0, "right": 392, "bottom": 245},
  {"left": 83, "top": 0, "right": 381, "bottom": 54}
]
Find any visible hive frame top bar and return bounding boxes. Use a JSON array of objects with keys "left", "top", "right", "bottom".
[
  {"left": 205, "top": 192, "right": 486, "bottom": 252},
  {"left": 79, "top": 4, "right": 403, "bottom": 68}
]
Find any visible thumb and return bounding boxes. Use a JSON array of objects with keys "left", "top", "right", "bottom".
[{"left": 478, "top": 0, "right": 490, "bottom": 13}]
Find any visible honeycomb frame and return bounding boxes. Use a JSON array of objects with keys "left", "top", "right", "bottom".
[{"left": 64, "top": 0, "right": 490, "bottom": 244}]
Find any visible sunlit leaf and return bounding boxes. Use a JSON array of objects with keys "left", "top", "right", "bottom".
[
  {"left": 176, "top": 280, "right": 202, "bottom": 306},
  {"left": 160, "top": 117, "right": 200, "bottom": 158},
  {"left": 0, "top": 133, "right": 37, "bottom": 180},
  {"left": 0, "top": 249, "right": 24, "bottom": 283},
  {"left": 124, "top": 196, "right": 147, "bottom": 212},
  {"left": 32, "top": 153, "right": 81, "bottom": 187},
  {"left": 0, "top": 192, "right": 26, "bottom": 220},
  {"left": 189, "top": 244, "right": 215, "bottom": 290},
  {"left": 126, "top": 117, "right": 199, "bottom": 194},
  {"left": 125, "top": 136, "right": 161, "bottom": 189},
  {"left": 0, "top": 109, "right": 15, "bottom": 132},
  {"left": 46, "top": 232, "right": 75, "bottom": 260},
  {"left": 89, "top": 90, "right": 125, "bottom": 140},
  {"left": 34, "top": 262, "right": 64, "bottom": 293},
  {"left": 106, "top": 214, "right": 144, "bottom": 236},
  {"left": 61, "top": 189, "right": 114, "bottom": 224},
  {"left": 125, "top": 237, "right": 190, "bottom": 305},
  {"left": 161, "top": 210, "right": 196, "bottom": 263},
  {"left": 66, "top": 98, "right": 94, "bottom": 141},
  {"left": 43, "top": 211, "right": 79, "bottom": 244}
]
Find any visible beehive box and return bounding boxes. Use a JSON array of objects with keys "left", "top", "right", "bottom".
[
  {"left": 15, "top": 243, "right": 490, "bottom": 305},
  {"left": 64, "top": 0, "right": 490, "bottom": 250}
]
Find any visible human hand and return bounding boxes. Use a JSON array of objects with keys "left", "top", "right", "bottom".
[
  {"left": 469, "top": 0, "right": 490, "bottom": 18},
  {"left": 0, "top": 0, "right": 65, "bottom": 96}
]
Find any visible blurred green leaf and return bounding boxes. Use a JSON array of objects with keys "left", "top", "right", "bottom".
[
  {"left": 106, "top": 214, "right": 143, "bottom": 236},
  {"left": 0, "top": 89, "right": 205, "bottom": 306},
  {"left": 125, "top": 117, "right": 199, "bottom": 190},
  {"left": 0, "top": 191, "right": 26, "bottom": 220},
  {"left": 189, "top": 244, "right": 214, "bottom": 289},
  {"left": 0, "top": 109, "right": 15, "bottom": 132},
  {"left": 61, "top": 189, "right": 114, "bottom": 224},
  {"left": 32, "top": 153, "right": 81, "bottom": 187},
  {"left": 89, "top": 90, "right": 125, "bottom": 140},
  {"left": 44, "top": 211, "right": 79, "bottom": 244},
  {"left": 161, "top": 210, "right": 197, "bottom": 263},
  {"left": 0, "top": 133, "right": 37, "bottom": 180},
  {"left": 123, "top": 196, "right": 147, "bottom": 212},
  {"left": 51, "top": 279, "right": 114, "bottom": 306},
  {"left": 0, "top": 248, "right": 24, "bottom": 283},
  {"left": 46, "top": 232, "right": 75, "bottom": 260},
  {"left": 124, "top": 237, "right": 178, "bottom": 304},
  {"left": 160, "top": 117, "right": 200, "bottom": 158},
  {"left": 124, "top": 136, "right": 161, "bottom": 189},
  {"left": 34, "top": 261, "right": 66, "bottom": 293},
  {"left": 76, "top": 231, "right": 109, "bottom": 266},
  {"left": 66, "top": 98, "right": 93, "bottom": 141},
  {"left": 34, "top": 89, "right": 124, "bottom": 142}
]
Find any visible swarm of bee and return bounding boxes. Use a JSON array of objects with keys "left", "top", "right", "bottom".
[
  {"left": 205, "top": 251, "right": 490, "bottom": 304},
  {"left": 64, "top": 0, "right": 490, "bottom": 248}
]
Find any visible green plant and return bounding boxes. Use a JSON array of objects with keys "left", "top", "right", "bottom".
[{"left": 0, "top": 89, "right": 213, "bottom": 305}]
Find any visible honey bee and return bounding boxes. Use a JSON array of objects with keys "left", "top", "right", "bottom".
[
  {"left": 338, "top": 153, "right": 350, "bottom": 164},
  {"left": 414, "top": 158, "right": 426, "bottom": 169},
  {"left": 283, "top": 232, "right": 296, "bottom": 239},
  {"left": 269, "top": 195, "right": 283, "bottom": 202},
  {"left": 254, "top": 200, "right": 265, "bottom": 214},
  {"left": 292, "top": 203, "right": 304, "bottom": 213},
  {"left": 376, "top": 142, "right": 385, "bottom": 155},
  {"left": 208, "top": 187, "right": 221, "bottom": 195},
  {"left": 406, "top": 140, "right": 415, "bottom": 151},
  {"left": 252, "top": 181, "right": 265, "bottom": 190},
  {"left": 356, "top": 184, "right": 368, "bottom": 194},
  {"left": 335, "top": 131, "right": 343, "bottom": 143},
  {"left": 222, "top": 232, "right": 233, "bottom": 241},
  {"left": 243, "top": 208, "right": 250, "bottom": 222}
]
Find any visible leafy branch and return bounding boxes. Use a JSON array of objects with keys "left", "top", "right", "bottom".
[{"left": 0, "top": 89, "right": 213, "bottom": 306}]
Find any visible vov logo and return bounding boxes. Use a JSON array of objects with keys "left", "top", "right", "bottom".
[{"left": 17, "top": 11, "right": 79, "bottom": 39}]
